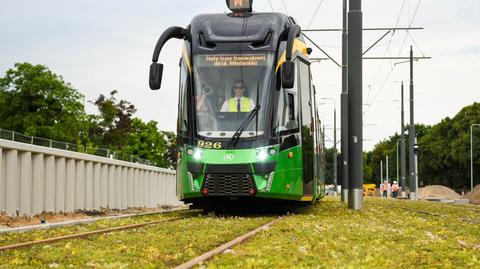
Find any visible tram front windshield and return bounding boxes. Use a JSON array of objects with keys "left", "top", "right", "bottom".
[{"left": 193, "top": 54, "right": 274, "bottom": 139}]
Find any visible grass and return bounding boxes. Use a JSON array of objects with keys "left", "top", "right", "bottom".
[
  {"left": 0, "top": 212, "right": 274, "bottom": 268},
  {"left": 0, "top": 198, "right": 479, "bottom": 268},
  {"left": 206, "top": 198, "right": 480, "bottom": 269}
]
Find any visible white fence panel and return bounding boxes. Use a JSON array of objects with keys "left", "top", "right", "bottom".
[{"left": 0, "top": 140, "right": 181, "bottom": 216}]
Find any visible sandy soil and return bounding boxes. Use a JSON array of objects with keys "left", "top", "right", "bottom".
[{"left": 0, "top": 206, "right": 179, "bottom": 228}]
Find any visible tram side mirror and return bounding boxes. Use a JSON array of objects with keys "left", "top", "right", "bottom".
[
  {"left": 281, "top": 61, "right": 295, "bottom": 89},
  {"left": 149, "top": 63, "right": 164, "bottom": 90}
]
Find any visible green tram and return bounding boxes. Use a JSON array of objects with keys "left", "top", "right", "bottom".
[{"left": 149, "top": 1, "right": 325, "bottom": 209}]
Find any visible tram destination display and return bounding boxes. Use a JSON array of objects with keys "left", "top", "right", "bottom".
[{"left": 199, "top": 55, "right": 268, "bottom": 67}]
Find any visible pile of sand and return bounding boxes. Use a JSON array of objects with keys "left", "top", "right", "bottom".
[
  {"left": 466, "top": 185, "right": 480, "bottom": 205},
  {"left": 418, "top": 185, "right": 461, "bottom": 200}
]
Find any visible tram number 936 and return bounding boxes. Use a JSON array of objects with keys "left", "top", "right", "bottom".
[{"left": 197, "top": 140, "right": 222, "bottom": 149}]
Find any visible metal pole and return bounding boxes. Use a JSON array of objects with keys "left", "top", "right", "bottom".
[
  {"left": 471, "top": 124, "right": 480, "bottom": 191},
  {"left": 348, "top": 0, "right": 363, "bottom": 210},
  {"left": 333, "top": 108, "right": 338, "bottom": 195},
  {"left": 386, "top": 156, "right": 389, "bottom": 183},
  {"left": 396, "top": 140, "right": 399, "bottom": 183},
  {"left": 408, "top": 46, "right": 417, "bottom": 200},
  {"left": 415, "top": 137, "right": 419, "bottom": 195},
  {"left": 380, "top": 160, "right": 383, "bottom": 182},
  {"left": 400, "top": 82, "right": 407, "bottom": 198},
  {"left": 341, "top": 0, "right": 349, "bottom": 203},
  {"left": 341, "top": 93, "right": 348, "bottom": 202}
]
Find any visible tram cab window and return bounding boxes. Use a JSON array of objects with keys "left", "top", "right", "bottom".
[
  {"left": 178, "top": 59, "right": 189, "bottom": 134},
  {"left": 193, "top": 54, "right": 274, "bottom": 139}
]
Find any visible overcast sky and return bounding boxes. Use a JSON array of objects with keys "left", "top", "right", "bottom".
[{"left": 1, "top": 0, "right": 479, "bottom": 150}]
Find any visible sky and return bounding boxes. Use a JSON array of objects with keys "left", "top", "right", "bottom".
[{"left": 1, "top": 0, "right": 479, "bottom": 150}]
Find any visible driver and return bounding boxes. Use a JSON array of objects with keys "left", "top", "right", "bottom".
[{"left": 220, "top": 80, "right": 256, "bottom": 112}]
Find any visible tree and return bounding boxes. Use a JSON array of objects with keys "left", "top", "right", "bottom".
[
  {"left": 365, "top": 103, "right": 480, "bottom": 191},
  {"left": 124, "top": 118, "right": 177, "bottom": 168},
  {"left": 364, "top": 124, "right": 431, "bottom": 186},
  {"left": 90, "top": 90, "right": 137, "bottom": 151},
  {"left": 418, "top": 103, "right": 480, "bottom": 190},
  {"left": 0, "top": 63, "right": 87, "bottom": 142}
]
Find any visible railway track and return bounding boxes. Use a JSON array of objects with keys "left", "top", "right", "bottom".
[
  {"left": 437, "top": 202, "right": 480, "bottom": 213},
  {"left": 373, "top": 200, "right": 480, "bottom": 225},
  {"left": 0, "top": 216, "right": 189, "bottom": 252},
  {"left": 0, "top": 209, "right": 284, "bottom": 267},
  {"left": 399, "top": 206, "right": 480, "bottom": 225},
  {"left": 174, "top": 216, "right": 285, "bottom": 269}
]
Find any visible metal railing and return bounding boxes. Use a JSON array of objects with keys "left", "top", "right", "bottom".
[{"left": 0, "top": 128, "right": 152, "bottom": 165}]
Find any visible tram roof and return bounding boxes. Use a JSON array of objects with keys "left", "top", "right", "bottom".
[{"left": 189, "top": 12, "right": 294, "bottom": 53}]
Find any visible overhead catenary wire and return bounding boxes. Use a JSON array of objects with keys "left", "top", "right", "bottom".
[
  {"left": 306, "top": 0, "right": 325, "bottom": 29},
  {"left": 365, "top": 0, "right": 407, "bottom": 104},
  {"left": 364, "top": 0, "right": 425, "bottom": 121},
  {"left": 398, "top": 0, "right": 424, "bottom": 56},
  {"left": 267, "top": 0, "right": 274, "bottom": 12},
  {"left": 281, "top": 0, "right": 289, "bottom": 16},
  {"left": 407, "top": 31, "right": 425, "bottom": 57}
]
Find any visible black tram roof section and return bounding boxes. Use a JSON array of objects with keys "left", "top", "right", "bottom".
[{"left": 189, "top": 12, "right": 295, "bottom": 53}]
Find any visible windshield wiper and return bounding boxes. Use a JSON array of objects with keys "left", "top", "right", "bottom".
[{"left": 226, "top": 105, "right": 261, "bottom": 149}]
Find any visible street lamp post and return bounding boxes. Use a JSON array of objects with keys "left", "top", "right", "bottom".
[
  {"left": 471, "top": 124, "right": 480, "bottom": 191},
  {"left": 386, "top": 155, "right": 389, "bottom": 183},
  {"left": 380, "top": 160, "right": 383, "bottom": 182},
  {"left": 396, "top": 139, "right": 400, "bottom": 183},
  {"left": 321, "top": 98, "right": 337, "bottom": 195},
  {"left": 408, "top": 46, "right": 417, "bottom": 200},
  {"left": 400, "top": 82, "right": 407, "bottom": 198}
]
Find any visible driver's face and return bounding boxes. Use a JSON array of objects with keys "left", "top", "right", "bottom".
[{"left": 233, "top": 84, "right": 244, "bottom": 96}]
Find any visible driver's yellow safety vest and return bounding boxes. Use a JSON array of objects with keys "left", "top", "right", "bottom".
[{"left": 227, "top": 97, "right": 250, "bottom": 112}]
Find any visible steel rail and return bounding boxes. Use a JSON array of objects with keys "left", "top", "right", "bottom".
[
  {"left": 438, "top": 203, "right": 480, "bottom": 213},
  {"left": 400, "top": 207, "right": 480, "bottom": 225},
  {"left": 0, "top": 207, "right": 190, "bottom": 234},
  {"left": 0, "top": 216, "right": 187, "bottom": 252},
  {"left": 174, "top": 216, "right": 284, "bottom": 269}
]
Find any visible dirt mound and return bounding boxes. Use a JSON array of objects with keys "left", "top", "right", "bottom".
[
  {"left": 466, "top": 185, "right": 480, "bottom": 205},
  {"left": 418, "top": 185, "right": 461, "bottom": 200}
]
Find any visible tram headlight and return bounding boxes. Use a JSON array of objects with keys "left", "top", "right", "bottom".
[
  {"left": 257, "top": 150, "right": 268, "bottom": 162},
  {"left": 193, "top": 149, "right": 203, "bottom": 160},
  {"left": 268, "top": 148, "right": 277, "bottom": 156},
  {"left": 186, "top": 148, "right": 194, "bottom": 156}
]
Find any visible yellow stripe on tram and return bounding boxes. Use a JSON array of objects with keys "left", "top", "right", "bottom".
[
  {"left": 182, "top": 45, "right": 192, "bottom": 74},
  {"left": 275, "top": 39, "right": 309, "bottom": 72}
]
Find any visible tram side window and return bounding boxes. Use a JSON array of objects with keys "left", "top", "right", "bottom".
[
  {"left": 299, "top": 61, "right": 312, "bottom": 130},
  {"left": 274, "top": 67, "right": 299, "bottom": 135},
  {"left": 178, "top": 60, "right": 189, "bottom": 134}
]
